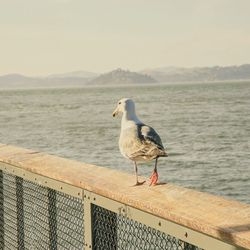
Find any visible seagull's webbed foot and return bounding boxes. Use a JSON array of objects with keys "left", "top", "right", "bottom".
[
  {"left": 149, "top": 170, "right": 159, "bottom": 186},
  {"left": 133, "top": 180, "right": 146, "bottom": 186}
]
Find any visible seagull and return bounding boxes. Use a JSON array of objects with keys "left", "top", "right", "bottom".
[{"left": 112, "top": 98, "right": 168, "bottom": 186}]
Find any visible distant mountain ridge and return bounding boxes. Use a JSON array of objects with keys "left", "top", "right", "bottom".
[
  {"left": 0, "top": 64, "right": 250, "bottom": 88},
  {"left": 0, "top": 70, "right": 97, "bottom": 89},
  {"left": 88, "top": 68, "right": 157, "bottom": 85},
  {"left": 141, "top": 64, "right": 250, "bottom": 83}
]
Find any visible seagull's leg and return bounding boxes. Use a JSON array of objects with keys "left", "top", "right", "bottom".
[
  {"left": 133, "top": 161, "right": 146, "bottom": 186},
  {"left": 150, "top": 157, "right": 159, "bottom": 186}
]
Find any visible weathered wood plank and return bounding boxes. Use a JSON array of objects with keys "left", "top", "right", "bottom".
[{"left": 0, "top": 144, "right": 249, "bottom": 249}]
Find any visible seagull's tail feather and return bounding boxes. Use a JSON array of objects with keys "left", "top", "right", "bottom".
[
  {"left": 129, "top": 144, "right": 168, "bottom": 161},
  {"left": 157, "top": 149, "right": 168, "bottom": 158}
]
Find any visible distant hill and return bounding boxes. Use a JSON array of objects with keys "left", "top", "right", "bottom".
[
  {"left": 1, "top": 65, "right": 250, "bottom": 89},
  {"left": 0, "top": 74, "right": 39, "bottom": 88},
  {"left": 88, "top": 68, "right": 157, "bottom": 85},
  {"left": 141, "top": 64, "right": 250, "bottom": 83},
  {"left": 0, "top": 71, "right": 97, "bottom": 89}
]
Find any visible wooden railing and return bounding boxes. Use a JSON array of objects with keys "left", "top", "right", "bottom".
[{"left": 0, "top": 143, "right": 249, "bottom": 250}]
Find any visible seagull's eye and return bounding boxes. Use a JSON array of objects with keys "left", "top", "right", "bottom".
[{"left": 118, "top": 102, "right": 121, "bottom": 105}]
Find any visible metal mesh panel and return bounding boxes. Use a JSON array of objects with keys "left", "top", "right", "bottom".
[
  {"left": 92, "top": 204, "right": 202, "bottom": 250},
  {"left": 56, "top": 191, "right": 85, "bottom": 249},
  {"left": 0, "top": 170, "right": 3, "bottom": 247},
  {"left": 0, "top": 170, "right": 84, "bottom": 250},
  {"left": 2, "top": 173, "right": 19, "bottom": 250},
  {"left": 92, "top": 204, "right": 117, "bottom": 250}
]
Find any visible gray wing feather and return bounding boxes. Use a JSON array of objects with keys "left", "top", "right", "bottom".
[
  {"left": 140, "top": 125, "right": 164, "bottom": 149},
  {"left": 129, "top": 124, "right": 167, "bottom": 160}
]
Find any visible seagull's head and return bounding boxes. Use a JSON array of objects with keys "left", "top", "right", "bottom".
[{"left": 112, "top": 98, "right": 135, "bottom": 117}]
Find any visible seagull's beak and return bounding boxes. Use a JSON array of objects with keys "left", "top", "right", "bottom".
[{"left": 112, "top": 106, "right": 119, "bottom": 117}]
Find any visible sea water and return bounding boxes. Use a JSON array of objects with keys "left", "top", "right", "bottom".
[{"left": 0, "top": 81, "right": 249, "bottom": 204}]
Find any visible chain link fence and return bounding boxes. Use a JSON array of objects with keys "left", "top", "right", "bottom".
[
  {"left": 0, "top": 170, "right": 84, "bottom": 250},
  {"left": 91, "top": 204, "right": 201, "bottom": 250},
  {"left": 0, "top": 169, "right": 202, "bottom": 250}
]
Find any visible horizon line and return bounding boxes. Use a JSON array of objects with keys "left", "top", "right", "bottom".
[{"left": 1, "top": 63, "right": 250, "bottom": 78}]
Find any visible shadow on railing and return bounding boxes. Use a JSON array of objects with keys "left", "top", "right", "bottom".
[
  {"left": 0, "top": 143, "right": 249, "bottom": 250},
  {"left": 217, "top": 224, "right": 250, "bottom": 250}
]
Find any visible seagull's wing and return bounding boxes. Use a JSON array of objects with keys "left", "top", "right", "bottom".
[
  {"left": 129, "top": 124, "right": 167, "bottom": 161},
  {"left": 140, "top": 124, "right": 164, "bottom": 150}
]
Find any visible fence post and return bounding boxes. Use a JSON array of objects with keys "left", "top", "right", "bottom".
[{"left": 83, "top": 191, "right": 93, "bottom": 249}]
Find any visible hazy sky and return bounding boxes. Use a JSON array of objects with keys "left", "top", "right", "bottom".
[{"left": 1, "top": 0, "right": 250, "bottom": 76}]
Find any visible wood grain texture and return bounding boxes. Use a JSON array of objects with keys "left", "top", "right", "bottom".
[{"left": 0, "top": 144, "right": 249, "bottom": 249}]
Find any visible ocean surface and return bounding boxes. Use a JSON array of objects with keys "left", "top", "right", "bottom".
[{"left": 0, "top": 82, "right": 250, "bottom": 204}]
